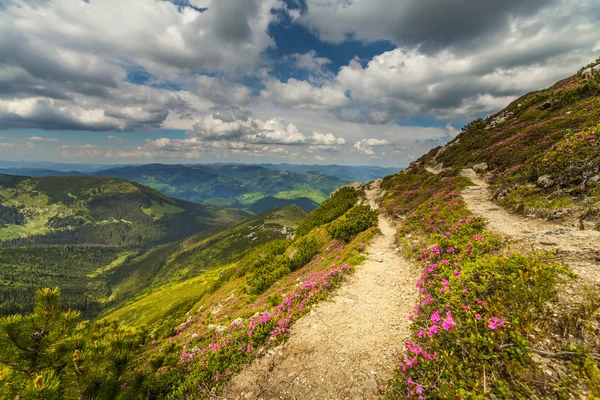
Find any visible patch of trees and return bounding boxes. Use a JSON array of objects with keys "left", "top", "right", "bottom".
[{"left": 0, "top": 204, "right": 24, "bottom": 225}]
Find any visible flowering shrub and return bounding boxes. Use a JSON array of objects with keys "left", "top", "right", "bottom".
[{"left": 381, "top": 168, "right": 567, "bottom": 398}]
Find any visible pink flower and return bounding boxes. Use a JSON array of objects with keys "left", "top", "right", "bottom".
[
  {"left": 415, "top": 384, "right": 423, "bottom": 394},
  {"left": 474, "top": 313, "right": 482, "bottom": 320},
  {"left": 442, "top": 311, "right": 456, "bottom": 331},
  {"left": 430, "top": 310, "right": 441, "bottom": 324},
  {"left": 214, "top": 374, "right": 221, "bottom": 381},
  {"left": 428, "top": 324, "right": 439, "bottom": 337},
  {"left": 488, "top": 317, "right": 505, "bottom": 330}
]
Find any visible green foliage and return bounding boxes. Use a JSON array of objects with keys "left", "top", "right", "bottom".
[
  {"left": 0, "top": 287, "right": 79, "bottom": 399},
  {"left": 295, "top": 186, "right": 358, "bottom": 236},
  {"left": 380, "top": 167, "right": 592, "bottom": 398},
  {"left": 0, "top": 204, "right": 24, "bottom": 226},
  {"left": 0, "top": 174, "right": 249, "bottom": 247},
  {"left": 0, "top": 246, "right": 128, "bottom": 317},
  {"left": 327, "top": 204, "right": 378, "bottom": 242}
]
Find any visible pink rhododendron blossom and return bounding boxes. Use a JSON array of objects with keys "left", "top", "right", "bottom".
[
  {"left": 488, "top": 317, "right": 505, "bottom": 330},
  {"left": 442, "top": 311, "right": 456, "bottom": 331}
]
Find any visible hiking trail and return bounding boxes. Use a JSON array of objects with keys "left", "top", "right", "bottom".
[
  {"left": 462, "top": 181, "right": 600, "bottom": 287},
  {"left": 223, "top": 181, "right": 418, "bottom": 400}
]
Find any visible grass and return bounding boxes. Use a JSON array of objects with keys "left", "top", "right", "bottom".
[
  {"left": 102, "top": 266, "right": 225, "bottom": 328},
  {"left": 274, "top": 189, "right": 327, "bottom": 203},
  {"left": 141, "top": 200, "right": 184, "bottom": 220},
  {"left": 86, "top": 250, "right": 138, "bottom": 279}
]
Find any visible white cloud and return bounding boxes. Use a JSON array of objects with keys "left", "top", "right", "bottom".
[
  {"left": 260, "top": 78, "right": 349, "bottom": 110},
  {"left": 61, "top": 144, "right": 101, "bottom": 158},
  {"left": 107, "top": 135, "right": 124, "bottom": 144}
]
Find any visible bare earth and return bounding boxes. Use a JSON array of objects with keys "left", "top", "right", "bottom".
[
  {"left": 462, "top": 183, "right": 600, "bottom": 285},
  {"left": 223, "top": 181, "right": 418, "bottom": 400}
]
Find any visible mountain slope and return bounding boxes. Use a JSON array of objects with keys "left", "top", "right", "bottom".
[
  {"left": 0, "top": 174, "right": 249, "bottom": 247},
  {"left": 100, "top": 205, "right": 308, "bottom": 327},
  {"left": 420, "top": 57, "right": 600, "bottom": 225},
  {"left": 92, "top": 164, "right": 348, "bottom": 207},
  {"left": 378, "top": 59, "right": 600, "bottom": 398},
  {"left": 257, "top": 163, "right": 401, "bottom": 182}
]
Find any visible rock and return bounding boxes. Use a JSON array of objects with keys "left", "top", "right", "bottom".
[
  {"left": 378, "top": 190, "right": 387, "bottom": 199},
  {"left": 541, "top": 101, "right": 552, "bottom": 110},
  {"left": 547, "top": 209, "right": 570, "bottom": 220},
  {"left": 537, "top": 175, "right": 555, "bottom": 189},
  {"left": 580, "top": 220, "right": 596, "bottom": 230},
  {"left": 370, "top": 254, "right": 384, "bottom": 262},
  {"left": 231, "top": 317, "right": 244, "bottom": 326},
  {"left": 472, "top": 162, "right": 488, "bottom": 172},
  {"left": 363, "top": 378, "right": 378, "bottom": 390},
  {"left": 589, "top": 175, "right": 600, "bottom": 184},
  {"left": 459, "top": 168, "right": 477, "bottom": 181},
  {"left": 434, "top": 162, "right": 444, "bottom": 170},
  {"left": 208, "top": 324, "right": 226, "bottom": 332}
]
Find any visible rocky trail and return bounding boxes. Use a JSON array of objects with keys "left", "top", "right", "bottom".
[
  {"left": 462, "top": 181, "right": 600, "bottom": 286},
  {"left": 223, "top": 182, "right": 419, "bottom": 400}
]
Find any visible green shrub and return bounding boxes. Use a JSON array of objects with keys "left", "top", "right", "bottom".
[
  {"left": 295, "top": 186, "right": 358, "bottom": 236},
  {"left": 246, "top": 236, "right": 319, "bottom": 294},
  {"left": 327, "top": 205, "right": 378, "bottom": 242}
]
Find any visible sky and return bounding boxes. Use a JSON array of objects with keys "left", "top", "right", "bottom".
[{"left": 0, "top": 0, "right": 599, "bottom": 167}]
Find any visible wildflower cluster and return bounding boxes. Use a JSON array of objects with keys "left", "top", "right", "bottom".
[{"left": 381, "top": 168, "right": 562, "bottom": 398}]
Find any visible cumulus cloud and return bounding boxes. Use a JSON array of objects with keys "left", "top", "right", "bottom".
[
  {"left": 106, "top": 107, "right": 347, "bottom": 159},
  {"left": 0, "top": 0, "right": 281, "bottom": 131},
  {"left": 188, "top": 106, "right": 346, "bottom": 146},
  {"left": 353, "top": 138, "right": 391, "bottom": 156},
  {"left": 279, "top": 0, "right": 600, "bottom": 123},
  {"left": 353, "top": 138, "right": 411, "bottom": 157},
  {"left": 260, "top": 78, "right": 349, "bottom": 110},
  {"left": 298, "top": 0, "right": 555, "bottom": 51}
]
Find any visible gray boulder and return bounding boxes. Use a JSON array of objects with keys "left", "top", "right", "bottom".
[
  {"left": 472, "top": 163, "right": 488, "bottom": 172},
  {"left": 459, "top": 168, "right": 477, "bottom": 180},
  {"left": 537, "top": 175, "right": 554, "bottom": 189}
]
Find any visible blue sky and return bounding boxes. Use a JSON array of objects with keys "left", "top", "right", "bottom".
[{"left": 0, "top": 0, "right": 598, "bottom": 167}]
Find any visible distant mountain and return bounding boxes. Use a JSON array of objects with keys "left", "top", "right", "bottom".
[
  {"left": 0, "top": 161, "right": 109, "bottom": 172},
  {"left": 0, "top": 174, "right": 249, "bottom": 247},
  {"left": 255, "top": 163, "right": 401, "bottom": 182},
  {"left": 91, "top": 164, "right": 348, "bottom": 208},
  {"left": 247, "top": 196, "right": 319, "bottom": 214},
  {"left": 0, "top": 168, "right": 85, "bottom": 177}
]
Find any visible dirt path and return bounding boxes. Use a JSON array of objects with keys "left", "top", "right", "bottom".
[
  {"left": 462, "top": 183, "right": 600, "bottom": 285},
  {"left": 223, "top": 181, "right": 418, "bottom": 400}
]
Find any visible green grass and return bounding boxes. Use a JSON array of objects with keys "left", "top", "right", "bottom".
[
  {"left": 237, "top": 192, "right": 267, "bottom": 205},
  {"left": 102, "top": 267, "right": 224, "bottom": 327},
  {"left": 141, "top": 200, "right": 184, "bottom": 220},
  {"left": 86, "top": 250, "right": 138, "bottom": 279},
  {"left": 274, "top": 189, "right": 327, "bottom": 203}
]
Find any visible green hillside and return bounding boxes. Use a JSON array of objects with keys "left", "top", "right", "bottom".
[
  {"left": 420, "top": 57, "right": 600, "bottom": 223},
  {"left": 92, "top": 164, "right": 348, "bottom": 209},
  {"left": 0, "top": 174, "right": 249, "bottom": 247},
  {"left": 380, "top": 59, "right": 600, "bottom": 398},
  {"left": 101, "top": 205, "right": 308, "bottom": 326},
  {"left": 0, "top": 174, "right": 252, "bottom": 318}
]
